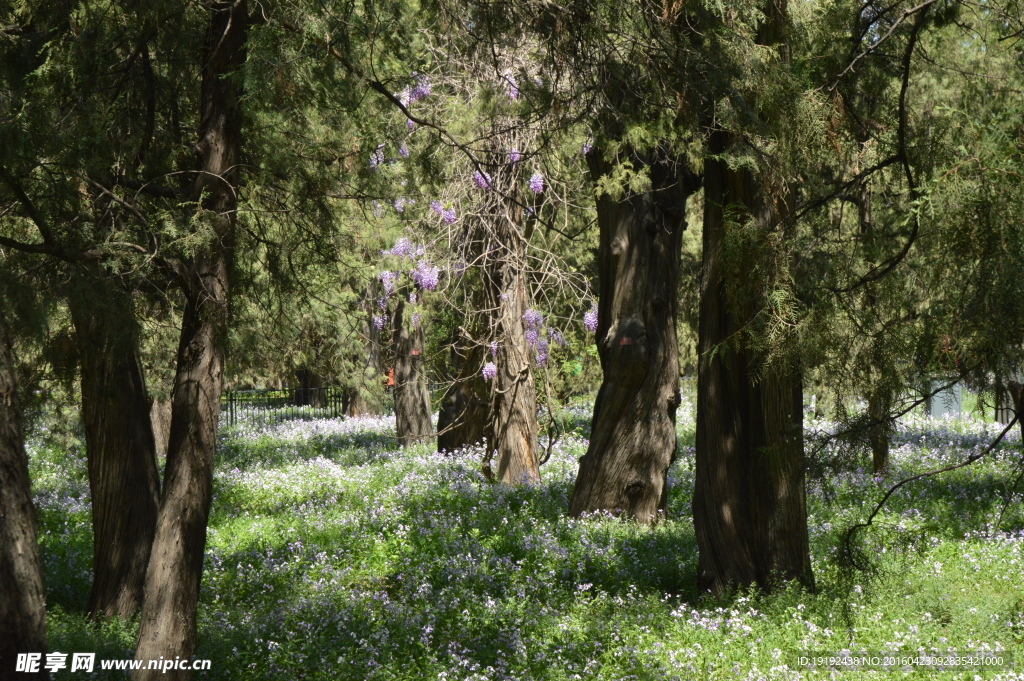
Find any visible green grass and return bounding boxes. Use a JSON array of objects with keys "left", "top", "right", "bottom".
[{"left": 27, "top": 402, "right": 1024, "bottom": 679}]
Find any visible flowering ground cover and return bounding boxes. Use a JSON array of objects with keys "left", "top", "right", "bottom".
[{"left": 28, "top": 398, "right": 1024, "bottom": 679}]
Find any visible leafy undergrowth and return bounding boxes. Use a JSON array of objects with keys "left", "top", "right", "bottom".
[{"left": 28, "top": 397, "right": 1024, "bottom": 680}]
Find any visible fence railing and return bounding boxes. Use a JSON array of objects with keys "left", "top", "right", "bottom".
[{"left": 220, "top": 387, "right": 348, "bottom": 427}]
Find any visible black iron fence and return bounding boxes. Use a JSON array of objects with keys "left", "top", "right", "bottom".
[{"left": 220, "top": 387, "right": 347, "bottom": 427}]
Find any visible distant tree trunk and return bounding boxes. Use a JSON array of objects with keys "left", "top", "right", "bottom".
[
  {"left": 692, "top": 128, "right": 814, "bottom": 596},
  {"left": 482, "top": 246, "right": 540, "bottom": 484},
  {"left": 133, "top": 3, "right": 245, "bottom": 678},
  {"left": 295, "top": 368, "right": 327, "bottom": 407},
  {"left": 569, "top": 153, "right": 697, "bottom": 523},
  {"left": 437, "top": 340, "right": 488, "bottom": 453},
  {"left": 868, "top": 388, "right": 892, "bottom": 474},
  {"left": 67, "top": 276, "right": 160, "bottom": 619},
  {"left": 0, "top": 309, "right": 47, "bottom": 681},
  {"left": 392, "top": 298, "right": 432, "bottom": 445}
]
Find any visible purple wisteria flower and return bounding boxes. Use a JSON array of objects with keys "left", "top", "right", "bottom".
[
  {"left": 384, "top": 237, "right": 417, "bottom": 258},
  {"left": 393, "top": 197, "right": 406, "bottom": 213},
  {"left": 407, "top": 119, "right": 416, "bottom": 131},
  {"left": 379, "top": 271, "right": 397, "bottom": 297},
  {"left": 369, "top": 144, "right": 385, "bottom": 169},
  {"left": 482, "top": 362, "right": 498, "bottom": 381},
  {"left": 431, "top": 200, "right": 444, "bottom": 215},
  {"left": 504, "top": 72, "right": 519, "bottom": 100},
  {"left": 412, "top": 313, "right": 422, "bottom": 328},
  {"left": 412, "top": 260, "right": 440, "bottom": 291},
  {"left": 409, "top": 291, "right": 417, "bottom": 304},
  {"left": 410, "top": 74, "right": 431, "bottom": 101},
  {"left": 525, "top": 328, "right": 539, "bottom": 347},
  {"left": 378, "top": 296, "right": 388, "bottom": 311},
  {"left": 490, "top": 341, "right": 499, "bottom": 357},
  {"left": 584, "top": 304, "right": 598, "bottom": 333},
  {"left": 529, "top": 172, "right": 545, "bottom": 194},
  {"left": 583, "top": 138, "right": 594, "bottom": 155},
  {"left": 522, "top": 308, "right": 543, "bottom": 328},
  {"left": 510, "top": 148, "right": 521, "bottom": 164},
  {"left": 474, "top": 170, "right": 492, "bottom": 189},
  {"left": 442, "top": 209, "right": 457, "bottom": 225},
  {"left": 536, "top": 339, "right": 550, "bottom": 367},
  {"left": 399, "top": 143, "right": 410, "bottom": 158},
  {"left": 373, "top": 314, "right": 388, "bottom": 330},
  {"left": 550, "top": 329, "right": 566, "bottom": 347}
]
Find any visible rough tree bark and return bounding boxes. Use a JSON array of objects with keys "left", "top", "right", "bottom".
[
  {"left": 67, "top": 276, "right": 160, "bottom": 620},
  {"left": 0, "top": 309, "right": 47, "bottom": 680},
  {"left": 482, "top": 247, "right": 541, "bottom": 484},
  {"left": 133, "top": 3, "right": 245, "bottom": 678},
  {"left": 569, "top": 153, "right": 697, "bottom": 523},
  {"left": 437, "top": 339, "right": 488, "bottom": 453},
  {"left": 868, "top": 387, "right": 892, "bottom": 473},
  {"left": 691, "top": 128, "right": 814, "bottom": 596},
  {"left": 392, "top": 298, "right": 433, "bottom": 445}
]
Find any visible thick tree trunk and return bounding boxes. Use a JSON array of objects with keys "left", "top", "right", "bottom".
[
  {"left": 67, "top": 278, "right": 160, "bottom": 620},
  {"left": 437, "top": 341, "right": 488, "bottom": 453},
  {"left": 692, "top": 130, "right": 814, "bottom": 596},
  {"left": 482, "top": 261, "right": 540, "bottom": 484},
  {"left": 0, "top": 309, "right": 47, "bottom": 681},
  {"left": 150, "top": 396, "right": 172, "bottom": 461},
  {"left": 569, "top": 154, "right": 696, "bottom": 523},
  {"left": 392, "top": 298, "right": 432, "bottom": 445},
  {"left": 133, "top": 3, "right": 245, "bottom": 678}
]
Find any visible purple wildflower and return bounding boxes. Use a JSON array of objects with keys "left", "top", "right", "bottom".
[
  {"left": 399, "top": 143, "right": 410, "bottom": 158},
  {"left": 412, "top": 313, "right": 422, "bottom": 328},
  {"left": 393, "top": 197, "right": 406, "bottom": 213},
  {"left": 482, "top": 362, "right": 498, "bottom": 381},
  {"left": 584, "top": 304, "right": 598, "bottom": 333},
  {"left": 409, "top": 291, "right": 417, "bottom": 304},
  {"left": 510, "top": 148, "right": 521, "bottom": 164},
  {"left": 411, "top": 74, "right": 431, "bottom": 100},
  {"left": 373, "top": 314, "right": 388, "bottom": 330},
  {"left": 525, "top": 328, "right": 539, "bottom": 347},
  {"left": 442, "top": 209, "right": 457, "bottom": 225},
  {"left": 490, "top": 341, "right": 499, "bottom": 357},
  {"left": 529, "top": 172, "right": 545, "bottom": 193},
  {"left": 408, "top": 119, "right": 416, "bottom": 131},
  {"left": 378, "top": 296, "right": 388, "bottom": 311},
  {"left": 431, "top": 200, "right": 444, "bottom": 215},
  {"left": 583, "top": 138, "right": 594, "bottom": 155}
]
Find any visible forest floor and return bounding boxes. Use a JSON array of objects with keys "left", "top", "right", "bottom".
[{"left": 27, "top": 395, "right": 1024, "bottom": 680}]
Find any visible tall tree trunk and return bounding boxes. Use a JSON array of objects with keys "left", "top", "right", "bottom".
[
  {"left": 437, "top": 340, "right": 488, "bottom": 453},
  {"left": 67, "top": 275, "right": 160, "bottom": 620},
  {"left": 133, "top": 3, "right": 245, "bottom": 678},
  {"left": 482, "top": 249, "right": 541, "bottom": 484},
  {"left": 692, "top": 129, "right": 814, "bottom": 596},
  {"left": 569, "top": 154, "right": 697, "bottom": 523},
  {"left": 392, "top": 298, "right": 432, "bottom": 445},
  {"left": 0, "top": 309, "right": 47, "bottom": 681}
]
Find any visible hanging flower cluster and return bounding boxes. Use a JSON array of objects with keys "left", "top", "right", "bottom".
[
  {"left": 509, "top": 148, "right": 521, "bottom": 165},
  {"left": 504, "top": 71, "right": 519, "bottom": 100},
  {"left": 522, "top": 308, "right": 562, "bottom": 367},
  {"left": 482, "top": 361, "right": 498, "bottom": 381},
  {"left": 369, "top": 143, "right": 385, "bottom": 170},
  {"left": 584, "top": 303, "right": 599, "bottom": 333},
  {"left": 474, "top": 170, "right": 492, "bottom": 190},
  {"left": 529, "top": 172, "right": 545, "bottom": 194}
]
